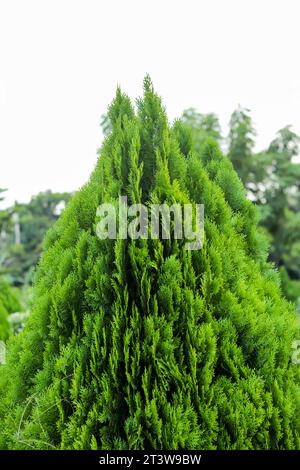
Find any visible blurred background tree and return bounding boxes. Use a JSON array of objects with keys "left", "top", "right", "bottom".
[
  {"left": 182, "top": 107, "right": 300, "bottom": 306},
  {"left": 257, "top": 127, "right": 300, "bottom": 302},
  {"left": 227, "top": 106, "right": 256, "bottom": 187},
  {"left": 0, "top": 190, "right": 72, "bottom": 286},
  {"left": 0, "top": 190, "right": 72, "bottom": 335},
  {"left": 181, "top": 108, "right": 222, "bottom": 152}
]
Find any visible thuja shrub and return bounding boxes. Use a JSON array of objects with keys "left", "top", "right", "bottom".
[
  {"left": 0, "top": 77, "right": 299, "bottom": 450},
  {"left": 0, "top": 279, "right": 21, "bottom": 341}
]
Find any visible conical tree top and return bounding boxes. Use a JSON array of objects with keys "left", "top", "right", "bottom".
[{"left": 0, "top": 77, "right": 299, "bottom": 450}]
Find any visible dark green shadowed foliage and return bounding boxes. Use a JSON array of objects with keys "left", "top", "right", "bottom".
[{"left": 0, "top": 77, "right": 299, "bottom": 450}]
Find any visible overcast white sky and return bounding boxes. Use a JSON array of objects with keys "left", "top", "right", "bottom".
[{"left": 0, "top": 0, "right": 300, "bottom": 207}]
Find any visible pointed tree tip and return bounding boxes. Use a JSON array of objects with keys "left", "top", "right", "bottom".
[{"left": 143, "top": 74, "right": 154, "bottom": 93}]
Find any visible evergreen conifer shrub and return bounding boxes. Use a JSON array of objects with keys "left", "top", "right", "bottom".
[{"left": 0, "top": 77, "right": 299, "bottom": 450}]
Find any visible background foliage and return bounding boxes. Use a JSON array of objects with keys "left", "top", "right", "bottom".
[{"left": 181, "top": 108, "right": 300, "bottom": 306}]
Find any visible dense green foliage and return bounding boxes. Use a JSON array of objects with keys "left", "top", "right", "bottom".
[
  {"left": 0, "top": 78, "right": 299, "bottom": 450},
  {"left": 0, "top": 301, "right": 9, "bottom": 342},
  {"left": 0, "top": 277, "right": 21, "bottom": 341}
]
